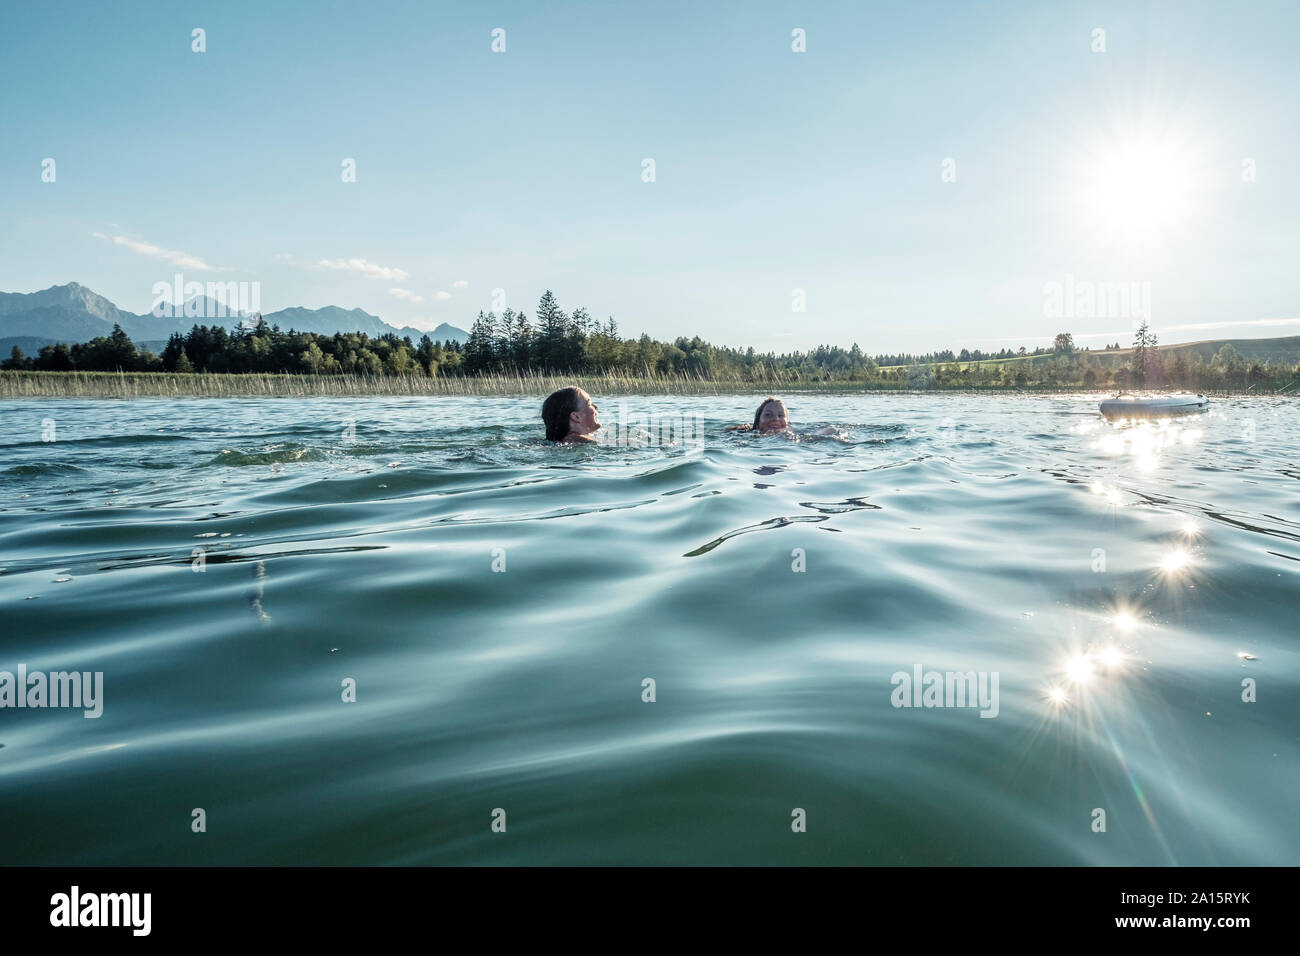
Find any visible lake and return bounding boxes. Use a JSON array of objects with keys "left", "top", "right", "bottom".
[{"left": 0, "top": 392, "right": 1296, "bottom": 864}]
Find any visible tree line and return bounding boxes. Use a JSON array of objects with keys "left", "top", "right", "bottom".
[
  {"left": 2, "top": 320, "right": 464, "bottom": 377},
  {"left": 3, "top": 292, "right": 1297, "bottom": 391}
]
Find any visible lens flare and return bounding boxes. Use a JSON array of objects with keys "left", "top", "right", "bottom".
[
  {"left": 1065, "top": 654, "right": 1094, "bottom": 684},
  {"left": 1097, "top": 646, "right": 1126, "bottom": 669}
]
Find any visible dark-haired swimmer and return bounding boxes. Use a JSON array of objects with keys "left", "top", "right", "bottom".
[
  {"left": 726, "top": 397, "right": 789, "bottom": 435},
  {"left": 542, "top": 386, "right": 601, "bottom": 443}
]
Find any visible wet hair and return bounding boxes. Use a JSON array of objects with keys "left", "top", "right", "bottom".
[
  {"left": 542, "top": 387, "right": 583, "bottom": 441},
  {"left": 752, "top": 397, "right": 784, "bottom": 431}
]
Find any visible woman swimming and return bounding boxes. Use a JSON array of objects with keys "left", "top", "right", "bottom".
[
  {"left": 727, "top": 397, "right": 790, "bottom": 434},
  {"left": 542, "top": 386, "right": 602, "bottom": 443}
]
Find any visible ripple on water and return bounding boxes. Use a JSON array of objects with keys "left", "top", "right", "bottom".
[{"left": 0, "top": 393, "right": 1297, "bottom": 865}]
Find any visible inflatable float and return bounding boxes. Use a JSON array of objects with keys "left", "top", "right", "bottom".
[{"left": 1099, "top": 393, "right": 1210, "bottom": 420}]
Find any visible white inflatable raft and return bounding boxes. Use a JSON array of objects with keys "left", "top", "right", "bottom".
[{"left": 1099, "top": 393, "right": 1210, "bottom": 420}]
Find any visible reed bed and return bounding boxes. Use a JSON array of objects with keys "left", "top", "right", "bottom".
[
  {"left": 0, "top": 369, "right": 1272, "bottom": 399},
  {"left": 0, "top": 369, "right": 890, "bottom": 398}
]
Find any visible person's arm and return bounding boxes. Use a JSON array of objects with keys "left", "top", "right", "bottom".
[{"left": 725, "top": 424, "right": 752, "bottom": 432}]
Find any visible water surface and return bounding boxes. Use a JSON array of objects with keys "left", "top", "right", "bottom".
[{"left": 1, "top": 393, "right": 1296, "bottom": 864}]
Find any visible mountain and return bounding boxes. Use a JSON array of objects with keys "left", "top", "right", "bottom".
[
  {"left": 0, "top": 283, "right": 470, "bottom": 351},
  {"left": 429, "top": 322, "right": 468, "bottom": 342},
  {"left": 260, "top": 305, "right": 444, "bottom": 343},
  {"left": 0, "top": 336, "right": 62, "bottom": 358},
  {"left": 0, "top": 282, "right": 144, "bottom": 343}
]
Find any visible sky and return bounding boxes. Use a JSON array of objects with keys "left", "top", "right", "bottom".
[{"left": 1, "top": 0, "right": 1297, "bottom": 354}]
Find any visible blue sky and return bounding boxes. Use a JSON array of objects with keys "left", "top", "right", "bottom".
[{"left": 1, "top": 0, "right": 1296, "bottom": 352}]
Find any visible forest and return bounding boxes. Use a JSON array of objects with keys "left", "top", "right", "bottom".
[{"left": 3, "top": 290, "right": 1297, "bottom": 392}]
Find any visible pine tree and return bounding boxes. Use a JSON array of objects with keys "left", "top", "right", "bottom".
[
  {"left": 161, "top": 333, "right": 187, "bottom": 371},
  {"left": 481, "top": 312, "right": 499, "bottom": 370},
  {"left": 566, "top": 306, "right": 591, "bottom": 369},
  {"left": 416, "top": 334, "right": 435, "bottom": 375},
  {"left": 535, "top": 291, "right": 567, "bottom": 370},
  {"left": 1131, "top": 321, "right": 1157, "bottom": 387},
  {"left": 108, "top": 323, "right": 138, "bottom": 371},
  {"left": 499, "top": 309, "right": 516, "bottom": 367},
  {"left": 465, "top": 312, "right": 498, "bottom": 373},
  {"left": 513, "top": 312, "right": 534, "bottom": 369}
]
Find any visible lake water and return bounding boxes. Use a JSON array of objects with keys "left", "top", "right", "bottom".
[{"left": 1, "top": 393, "right": 1296, "bottom": 865}]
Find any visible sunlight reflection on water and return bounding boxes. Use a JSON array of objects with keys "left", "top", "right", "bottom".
[{"left": 0, "top": 393, "right": 1295, "bottom": 864}]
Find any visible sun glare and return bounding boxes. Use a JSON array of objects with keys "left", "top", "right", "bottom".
[
  {"left": 1071, "top": 126, "right": 1210, "bottom": 246},
  {"left": 1065, "top": 654, "right": 1094, "bottom": 684},
  {"left": 1097, "top": 646, "right": 1126, "bottom": 670}
]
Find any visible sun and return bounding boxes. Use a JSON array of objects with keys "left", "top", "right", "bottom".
[
  {"left": 1088, "top": 145, "right": 1191, "bottom": 232},
  {"left": 1069, "top": 125, "right": 1211, "bottom": 247}
]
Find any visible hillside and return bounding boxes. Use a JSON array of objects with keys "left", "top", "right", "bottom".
[{"left": 879, "top": 336, "right": 1300, "bottom": 370}]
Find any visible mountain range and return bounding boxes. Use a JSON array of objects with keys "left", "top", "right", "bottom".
[{"left": 0, "top": 283, "right": 469, "bottom": 354}]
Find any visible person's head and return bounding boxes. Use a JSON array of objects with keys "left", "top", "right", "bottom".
[
  {"left": 542, "top": 386, "right": 601, "bottom": 441},
  {"left": 752, "top": 397, "right": 789, "bottom": 434}
]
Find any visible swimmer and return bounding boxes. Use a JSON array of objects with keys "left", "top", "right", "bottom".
[
  {"left": 542, "top": 386, "right": 602, "bottom": 443},
  {"left": 727, "top": 397, "right": 789, "bottom": 435}
]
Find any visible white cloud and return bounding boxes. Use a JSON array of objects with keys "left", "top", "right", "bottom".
[
  {"left": 980, "top": 316, "right": 1300, "bottom": 345},
  {"left": 434, "top": 291, "right": 452, "bottom": 301},
  {"left": 317, "top": 258, "right": 409, "bottom": 281},
  {"left": 451, "top": 280, "right": 469, "bottom": 289},
  {"left": 1156, "top": 317, "right": 1300, "bottom": 333},
  {"left": 94, "top": 232, "right": 220, "bottom": 271},
  {"left": 389, "top": 288, "right": 424, "bottom": 303}
]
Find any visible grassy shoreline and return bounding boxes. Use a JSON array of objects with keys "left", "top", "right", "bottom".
[{"left": 0, "top": 369, "right": 1275, "bottom": 399}]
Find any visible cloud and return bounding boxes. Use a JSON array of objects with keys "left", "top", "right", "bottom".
[
  {"left": 433, "top": 291, "right": 452, "bottom": 301},
  {"left": 1155, "top": 317, "right": 1300, "bottom": 333},
  {"left": 389, "top": 288, "right": 424, "bottom": 303},
  {"left": 317, "top": 258, "right": 409, "bottom": 280},
  {"left": 979, "top": 316, "right": 1300, "bottom": 345},
  {"left": 451, "top": 280, "right": 469, "bottom": 289},
  {"left": 977, "top": 330, "right": 1132, "bottom": 344},
  {"left": 94, "top": 232, "right": 221, "bottom": 271}
]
